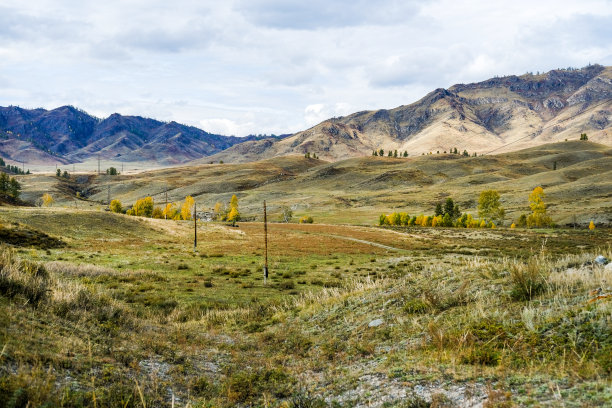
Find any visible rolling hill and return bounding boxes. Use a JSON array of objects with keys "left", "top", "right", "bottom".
[{"left": 18, "top": 140, "right": 611, "bottom": 227}]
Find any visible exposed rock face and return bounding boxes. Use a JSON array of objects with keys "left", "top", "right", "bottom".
[{"left": 206, "top": 65, "right": 612, "bottom": 163}]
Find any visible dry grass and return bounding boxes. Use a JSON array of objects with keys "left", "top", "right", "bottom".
[{"left": 0, "top": 205, "right": 610, "bottom": 406}]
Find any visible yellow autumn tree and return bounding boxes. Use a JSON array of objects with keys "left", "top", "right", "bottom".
[
  {"left": 181, "top": 196, "right": 195, "bottom": 220},
  {"left": 227, "top": 194, "right": 240, "bottom": 226},
  {"left": 109, "top": 199, "right": 122, "bottom": 213},
  {"left": 213, "top": 201, "right": 225, "bottom": 221},
  {"left": 589, "top": 221, "right": 595, "bottom": 231},
  {"left": 41, "top": 193, "right": 54, "bottom": 207},
  {"left": 131, "top": 197, "right": 154, "bottom": 217},
  {"left": 510, "top": 223, "right": 516, "bottom": 229},
  {"left": 527, "top": 186, "right": 552, "bottom": 228},
  {"left": 162, "top": 203, "right": 178, "bottom": 220}
]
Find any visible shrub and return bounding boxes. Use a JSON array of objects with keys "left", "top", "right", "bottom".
[
  {"left": 299, "top": 216, "right": 314, "bottom": 224},
  {"left": 279, "top": 280, "right": 295, "bottom": 290},
  {"left": 509, "top": 257, "right": 549, "bottom": 301},
  {"left": 151, "top": 207, "right": 164, "bottom": 219},
  {"left": 223, "top": 367, "right": 294, "bottom": 404},
  {"left": 109, "top": 199, "right": 122, "bottom": 213},
  {"left": 461, "top": 346, "right": 501, "bottom": 366},
  {"left": 0, "top": 246, "right": 50, "bottom": 306}
]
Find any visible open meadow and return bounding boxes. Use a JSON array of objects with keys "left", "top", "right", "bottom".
[
  {"left": 1, "top": 140, "right": 611, "bottom": 407},
  {"left": 0, "top": 206, "right": 611, "bottom": 407}
]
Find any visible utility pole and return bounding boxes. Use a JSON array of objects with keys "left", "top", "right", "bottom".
[
  {"left": 263, "top": 200, "right": 268, "bottom": 284},
  {"left": 165, "top": 189, "right": 168, "bottom": 220},
  {"left": 107, "top": 185, "right": 110, "bottom": 205},
  {"left": 193, "top": 202, "right": 197, "bottom": 252},
  {"left": 98, "top": 156, "right": 100, "bottom": 175}
]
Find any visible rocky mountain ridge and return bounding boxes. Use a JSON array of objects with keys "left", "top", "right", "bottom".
[
  {"left": 1, "top": 65, "right": 610, "bottom": 165},
  {"left": 0, "top": 106, "right": 284, "bottom": 165},
  {"left": 205, "top": 64, "right": 611, "bottom": 163}
]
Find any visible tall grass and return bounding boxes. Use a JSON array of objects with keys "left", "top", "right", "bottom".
[{"left": 0, "top": 245, "right": 50, "bottom": 305}]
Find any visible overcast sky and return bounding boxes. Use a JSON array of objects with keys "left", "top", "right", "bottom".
[{"left": 1, "top": 0, "right": 611, "bottom": 136}]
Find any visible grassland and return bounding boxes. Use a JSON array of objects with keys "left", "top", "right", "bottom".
[
  {"left": 16, "top": 140, "right": 609, "bottom": 229},
  {"left": 0, "top": 205, "right": 611, "bottom": 407},
  {"left": 1, "top": 140, "right": 611, "bottom": 407}
]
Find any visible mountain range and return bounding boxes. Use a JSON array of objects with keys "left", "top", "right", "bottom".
[
  {"left": 0, "top": 106, "right": 285, "bottom": 165},
  {"left": 206, "top": 64, "right": 612, "bottom": 162},
  {"left": 1, "top": 64, "right": 610, "bottom": 166}
]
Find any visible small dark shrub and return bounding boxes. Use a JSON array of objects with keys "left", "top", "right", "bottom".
[
  {"left": 404, "top": 299, "right": 429, "bottom": 314},
  {"left": 509, "top": 257, "right": 548, "bottom": 301},
  {"left": 461, "top": 347, "right": 500, "bottom": 366},
  {"left": 0, "top": 248, "right": 50, "bottom": 306},
  {"left": 191, "top": 377, "right": 217, "bottom": 398},
  {"left": 279, "top": 281, "right": 295, "bottom": 290}
]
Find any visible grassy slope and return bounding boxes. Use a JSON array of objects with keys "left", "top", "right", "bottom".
[
  {"left": 0, "top": 206, "right": 611, "bottom": 406},
  {"left": 68, "top": 140, "right": 612, "bottom": 226}
]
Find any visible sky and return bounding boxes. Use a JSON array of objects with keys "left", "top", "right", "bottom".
[{"left": 0, "top": 0, "right": 611, "bottom": 136}]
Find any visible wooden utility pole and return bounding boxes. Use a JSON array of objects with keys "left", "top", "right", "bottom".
[
  {"left": 193, "top": 202, "right": 197, "bottom": 252},
  {"left": 98, "top": 156, "right": 100, "bottom": 175},
  {"left": 107, "top": 185, "right": 110, "bottom": 205},
  {"left": 263, "top": 200, "right": 269, "bottom": 284},
  {"left": 164, "top": 190, "right": 168, "bottom": 220}
]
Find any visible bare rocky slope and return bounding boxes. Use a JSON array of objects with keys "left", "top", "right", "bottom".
[{"left": 206, "top": 65, "right": 612, "bottom": 163}]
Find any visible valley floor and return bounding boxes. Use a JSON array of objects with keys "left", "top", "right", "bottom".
[{"left": 0, "top": 208, "right": 611, "bottom": 407}]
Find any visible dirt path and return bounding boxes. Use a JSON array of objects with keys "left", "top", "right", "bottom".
[{"left": 322, "top": 233, "right": 407, "bottom": 252}]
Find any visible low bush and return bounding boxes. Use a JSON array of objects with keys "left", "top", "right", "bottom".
[
  {"left": 0, "top": 246, "right": 50, "bottom": 306},
  {"left": 509, "top": 256, "right": 549, "bottom": 301}
]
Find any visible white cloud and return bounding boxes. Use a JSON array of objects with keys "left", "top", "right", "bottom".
[
  {"left": 199, "top": 118, "right": 253, "bottom": 136},
  {"left": 0, "top": 0, "right": 610, "bottom": 136}
]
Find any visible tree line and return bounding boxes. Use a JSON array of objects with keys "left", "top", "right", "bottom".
[
  {"left": 379, "top": 187, "right": 554, "bottom": 229},
  {"left": 372, "top": 148, "right": 478, "bottom": 158},
  {"left": 110, "top": 194, "right": 241, "bottom": 225},
  {"left": 0, "top": 158, "right": 29, "bottom": 175},
  {"left": 0, "top": 172, "right": 21, "bottom": 200}
]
